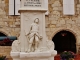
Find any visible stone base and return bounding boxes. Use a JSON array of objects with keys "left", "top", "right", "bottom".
[{"left": 11, "top": 50, "right": 57, "bottom": 60}]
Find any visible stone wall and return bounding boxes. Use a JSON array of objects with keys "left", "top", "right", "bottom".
[
  {"left": 45, "top": 0, "right": 80, "bottom": 53},
  {"left": 0, "top": 0, "right": 20, "bottom": 37},
  {"left": 0, "top": 46, "right": 12, "bottom": 60},
  {"left": 0, "top": 0, "right": 20, "bottom": 59}
]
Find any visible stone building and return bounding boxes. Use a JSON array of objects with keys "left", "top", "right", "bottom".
[{"left": 0, "top": 0, "right": 80, "bottom": 59}]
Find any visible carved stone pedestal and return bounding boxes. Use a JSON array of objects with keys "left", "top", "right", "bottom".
[
  {"left": 10, "top": 0, "right": 57, "bottom": 60},
  {"left": 11, "top": 51, "right": 57, "bottom": 60}
]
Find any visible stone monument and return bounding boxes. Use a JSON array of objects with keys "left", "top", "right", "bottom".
[{"left": 10, "top": 0, "right": 57, "bottom": 60}]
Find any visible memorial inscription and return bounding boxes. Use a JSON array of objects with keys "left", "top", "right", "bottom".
[{"left": 24, "top": 0, "right": 42, "bottom": 7}]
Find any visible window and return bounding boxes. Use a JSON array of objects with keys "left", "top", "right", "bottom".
[
  {"left": 15, "top": 0, "right": 20, "bottom": 15},
  {"left": 63, "top": 0, "right": 75, "bottom": 15},
  {"left": 44, "top": 0, "right": 48, "bottom": 15},
  {"left": 9, "top": 0, "right": 20, "bottom": 15},
  {"left": 9, "top": 0, "right": 14, "bottom": 15}
]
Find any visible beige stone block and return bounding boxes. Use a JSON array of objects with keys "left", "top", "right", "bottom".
[
  {"left": 15, "top": 28, "right": 20, "bottom": 32},
  {"left": 46, "top": 23, "right": 49, "bottom": 27},
  {"left": 48, "top": 36, "right": 52, "bottom": 40},
  {"left": 46, "top": 28, "right": 51, "bottom": 32},
  {"left": 16, "top": 19, "right": 20, "bottom": 22},
  {"left": 3, "top": 16, "right": 8, "bottom": 19},
  {"left": 0, "top": 0, "right": 1, "bottom": 3},
  {"left": 61, "top": 24, "right": 66, "bottom": 28},
  {"left": 0, "top": 11, "right": 4, "bottom": 15},
  {"left": 15, "top": 22, "right": 20, "bottom": 25},
  {"left": 49, "top": 14, "right": 54, "bottom": 18},
  {"left": 51, "top": 20, "right": 57, "bottom": 24},
  {"left": 8, "top": 21, "right": 13, "bottom": 26},
  {"left": 0, "top": 22, "right": 4, "bottom": 25},
  {"left": 77, "top": 8, "right": 80, "bottom": 11},
  {"left": 56, "top": 23, "right": 61, "bottom": 27},
  {"left": 0, "top": 3, "right": 5, "bottom": 8},
  {"left": 0, "top": 50, "right": 4, "bottom": 52},
  {"left": 66, "top": 19, "right": 75, "bottom": 24},
  {"left": 8, "top": 19, "right": 12, "bottom": 21},
  {"left": 77, "top": 4, "right": 80, "bottom": 7},
  {"left": 0, "top": 46, "right": 4, "bottom": 48},
  {"left": 50, "top": 28, "right": 56, "bottom": 32},
  {"left": 8, "top": 16, "right": 13, "bottom": 19},
  {"left": 49, "top": 24, "right": 56, "bottom": 28},
  {"left": 46, "top": 31, "right": 51, "bottom": 35},
  {"left": 77, "top": 23, "right": 80, "bottom": 26},
  {"left": 5, "top": 49, "right": 11, "bottom": 52},
  {"left": 64, "top": 17, "right": 70, "bottom": 20},
  {"left": 10, "top": 32, "right": 17, "bottom": 36},
  {"left": 53, "top": 7, "right": 59, "bottom": 10},
  {"left": 3, "top": 18, "right": 8, "bottom": 21},
  {"left": 15, "top": 25, "right": 20, "bottom": 28},
  {"left": 52, "top": 1, "right": 61, "bottom": 7},
  {"left": 76, "top": 10, "right": 80, "bottom": 14},
  {"left": 5, "top": 22, "right": 8, "bottom": 26},
  {"left": 4, "top": 7, "right": 8, "bottom": 13},
  {"left": 76, "top": 20, "right": 79, "bottom": 24},
  {"left": 5, "top": 0, "right": 9, "bottom": 4},
  {"left": 66, "top": 24, "right": 72, "bottom": 28},
  {"left": 60, "top": 19, "right": 65, "bottom": 25},
  {"left": 58, "top": 7, "right": 63, "bottom": 11},
  {"left": 52, "top": 11, "right": 60, "bottom": 20},
  {"left": 49, "top": 17, "right": 53, "bottom": 20},
  {"left": 45, "top": 16, "right": 48, "bottom": 20},
  {"left": 49, "top": 0, "right": 55, "bottom": 4},
  {"left": 12, "top": 25, "right": 16, "bottom": 28},
  {"left": 72, "top": 17, "right": 77, "bottom": 21},
  {"left": 0, "top": 18, "right": 2, "bottom": 21},
  {"left": 16, "top": 16, "right": 20, "bottom": 19},
  {"left": 46, "top": 19, "right": 51, "bottom": 23},
  {"left": 2, "top": 1, "right": 5, "bottom": 3}
]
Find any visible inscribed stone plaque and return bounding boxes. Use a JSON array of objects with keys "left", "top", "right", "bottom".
[{"left": 24, "top": 0, "right": 42, "bottom": 7}]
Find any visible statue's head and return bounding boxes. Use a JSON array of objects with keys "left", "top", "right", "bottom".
[{"left": 34, "top": 18, "right": 39, "bottom": 24}]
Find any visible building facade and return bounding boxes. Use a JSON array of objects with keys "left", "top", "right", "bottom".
[{"left": 0, "top": 0, "right": 80, "bottom": 58}]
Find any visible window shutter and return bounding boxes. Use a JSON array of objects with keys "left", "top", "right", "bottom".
[
  {"left": 15, "top": 0, "right": 20, "bottom": 15},
  {"left": 9, "top": 0, "right": 14, "bottom": 15},
  {"left": 63, "top": 0, "right": 75, "bottom": 15},
  {"left": 44, "top": 0, "right": 48, "bottom": 15}
]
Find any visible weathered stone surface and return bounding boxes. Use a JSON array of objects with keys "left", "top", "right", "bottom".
[
  {"left": 0, "top": 46, "right": 11, "bottom": 58},
  {"left": 52, "top": 1, "right": 61, "bottom": 7},
  {"left": 59, "top": 19, "right": 66, "bottom": 25},
  {"left": 77, "top": 4, "right": 80, "bottom": 7},
  {"left": 51, "top": 20, "right": 57, "bottom": 24}
]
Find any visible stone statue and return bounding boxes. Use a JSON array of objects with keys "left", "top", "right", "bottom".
[
  {"left": 25, "top": 18, "right": 42, "bottom": 52},
  {"left": 11, "top": 40, "right": 20, "bottom": 52},
  {"left": 11, "top": 35, "right": 21, "bottom": 52}
]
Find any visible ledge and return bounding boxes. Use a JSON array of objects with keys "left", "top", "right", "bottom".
[
  {"left": 20, "top": 51, "right": 51, "bottom": 58},
  {"left": 18, "top": 8, "right": 47, "bottom": 13}
]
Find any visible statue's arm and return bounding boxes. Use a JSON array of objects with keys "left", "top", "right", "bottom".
[{"left": 25, "top": 25, "right": 32, "bottom": 36}]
